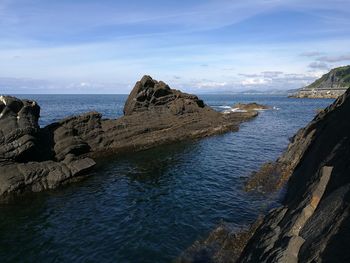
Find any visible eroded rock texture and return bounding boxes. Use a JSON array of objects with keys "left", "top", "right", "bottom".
[
  {"left": 124, "top": 75, "right": 205, "bottom": 115},
  {"left": 0, "top": 96, "right": 96, "bottom": 199},
  {"left": 0, "top": 76, "right": 257, "bottom": 201},
  {"left": 239, "top": 89, "right": 350, "bottom": 262}
]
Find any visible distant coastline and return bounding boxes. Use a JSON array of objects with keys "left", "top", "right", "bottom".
[{"left": 290, "top": 65, "right": 350, "bottom": 99}]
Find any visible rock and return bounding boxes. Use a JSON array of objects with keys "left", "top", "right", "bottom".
[
  {"left": 0, "top": 96, "right": 40, "bottom": 161},
  {"left": 123, "top": 75, "right": 205, "bottom": 115},
  {"left": 237, "top": 89, "right": 350, "bottom": 262},
  {"left": 232, "top": 103, "right": 271, "bottom": 111},
  {"left": 177, "top": 218, "right": 263, "bottom": 263},
  {"left": 0, "top": 76, "right": 258, "bottom": 201}
]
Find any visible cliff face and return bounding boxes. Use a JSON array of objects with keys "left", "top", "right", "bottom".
[
  {"left": 239, "top": 89, "right": 350, "bottom": 262},
  {"left": 0, "top": 76, "right": 257, "bottom": 201},
  {"left": 291, "top": 65, "right": 350, "bottom": 98}
]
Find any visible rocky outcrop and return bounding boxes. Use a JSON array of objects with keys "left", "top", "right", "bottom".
[
  {"left": 0, "top": 96, "right": 97, "bottom": 200},
  {"left": 0, "top": 76, "right": 258, "bottom": 201},
  {"left": 232, "top": 103, "right": 271, "bottom": 111},
  {"left": 290, "top": 65, "right": 350, "bottom": 99},
  {"left": 180, "top": 87, "right": 350, "bottom": 263},
  {"left": 124, "top": 75, "right": 205, "bottom": 115},
  {"left": 239, "top": 89, "right": 350, "bottom": 261}
]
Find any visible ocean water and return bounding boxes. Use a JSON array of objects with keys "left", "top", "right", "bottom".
[{"left": 0, "top": 94, "right": 332, "bottom": 263}]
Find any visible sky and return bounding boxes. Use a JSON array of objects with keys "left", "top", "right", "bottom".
[{"left": 0, "top": 0, "right": 350, "bottom": 94}]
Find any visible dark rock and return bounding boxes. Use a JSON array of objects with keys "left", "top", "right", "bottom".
[
  {"left": 0, "top": 76, "right": 258, "bottom": 201},
  {"left": 0, "top": 96, "right": 40, "bottom": 162},
  {"left": 237, "top": 89, "right": 350, "bottom": 262},
  {"left": 123, "top": 75, "right": 205, "bottom": 115},
  {"left": 177, "top": 219, "right": 263, "bottom": 263}
]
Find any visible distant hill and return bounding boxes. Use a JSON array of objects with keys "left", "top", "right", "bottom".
[{"left": 291, "top": 65, "right": 350, "bottom": 98}]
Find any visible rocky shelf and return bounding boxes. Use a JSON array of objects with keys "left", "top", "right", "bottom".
[
  {"left": 0, "top": 76, "right": 257, "bottom": 202},
  {"left": 180, "top": 85, "right": 350, "bottom": 262}
]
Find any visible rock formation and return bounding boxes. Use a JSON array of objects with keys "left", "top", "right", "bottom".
[
  {"left": 238, "top": 88, "right": 350, "bottom": 262},
  {"left": 180, "top": 86, "right": 350, "bottom": 263},
  {"left": 0, "top": 76, "right": 257, "bottom": 201},
  {"left": 290, "top": 65, "right": 350, "bottom": 98},
  {"left": 232, "top": 103, "right": 271, "bottom": 111}
]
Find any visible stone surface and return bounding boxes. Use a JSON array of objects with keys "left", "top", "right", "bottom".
[
  {"left": 123, "top": 75, "right": 205, "bottom": 115},
  {"left": 181, "top": 88, "right": 350, "bottom": 262},
  {"left": 0, "top": 76, "right": 258, "bottom": 201},
  {"left": 238, "top": 89, "right": 350, "bottom": 262}
]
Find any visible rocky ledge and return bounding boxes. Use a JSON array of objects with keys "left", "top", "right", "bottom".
[
  {"left": 232, "top": 103, "right": 271, "bottom": 111},
  {"left": 0, "top": 76, "right": 257, "bottom": 202},
  {"left": 239, "top": 88, "right": 350, "bottom": 262},
  {"left": 180, "top": 87, "right": 350, "bottom": 262}
]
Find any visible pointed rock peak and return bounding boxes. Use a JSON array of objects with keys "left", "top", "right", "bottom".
[{"left": 123, "top": 76, "right": 205, "bottom": 116}]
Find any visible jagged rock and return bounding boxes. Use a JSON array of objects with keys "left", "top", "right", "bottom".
[
  {"left": 238, "top": 89, "right": 350, "bottom": 262},
  {"left": 123, "top": 75, "right": 205, "bottom": 115},
  {"left": 181, "top": 88, "right": 350, "bottom": 263},
  {"left": 0, "top": 96, "right": 40, "bottom": 161},
  {"left": 0, "top": 76, "right": 258, "bottom": 201}
]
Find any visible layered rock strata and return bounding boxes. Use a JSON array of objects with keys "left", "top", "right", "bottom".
[
  {"left": 239, "top": 89, "right": 350, "bottom": 262},
  {"left": 0, "top": 76, "right": 257, "bottom": 201},
  {"left": 180, "top": 87, "right": 350, "bottom": 263}
]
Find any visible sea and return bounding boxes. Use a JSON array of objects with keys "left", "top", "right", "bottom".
[{"left": 0, "top": 94, "right": 332, "bottom": 263}]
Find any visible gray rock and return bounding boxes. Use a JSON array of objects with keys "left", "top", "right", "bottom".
[
  {"left": 0, "top": 76, "right": 258, "bottom": 201},
  {"left": 238, "top": 89, "right": 350, "bottom": 262}
]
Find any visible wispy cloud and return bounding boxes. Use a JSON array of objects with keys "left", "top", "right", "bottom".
[
  {"left": 316, "top": 54, "right": 350, "bottom": 63},
  {"left": 308, "top": 61, "right": 329, "bottom": 70},
  {"left": 300, "top": 51, "right": 323, "bottom": 57}
]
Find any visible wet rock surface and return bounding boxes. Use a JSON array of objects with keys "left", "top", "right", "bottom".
[
  {"left": 240, "top": 90, "right": 350, "bottom": 261},
  {"left": 0, "top": 76, "right": 257, "bottom": 201},
  {"left": 181, "top": 88, "right": 350, "bottom": 262}
]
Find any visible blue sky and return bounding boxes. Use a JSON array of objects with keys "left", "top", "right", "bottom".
[{"left": 0, "top": 0, "right": 350, "bottom": 94}]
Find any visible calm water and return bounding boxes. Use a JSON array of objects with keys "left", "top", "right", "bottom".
[{"left": 0, "top": 94, "right": 332, "bottom": 263}]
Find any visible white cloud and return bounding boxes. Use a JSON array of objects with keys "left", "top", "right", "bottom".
[{"left": 241, "top": 78, "right": 268, "bottom": 86}]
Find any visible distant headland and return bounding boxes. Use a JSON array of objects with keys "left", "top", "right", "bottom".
[{"left": 290, "top": 65, "right": 350, "bottom": 98}]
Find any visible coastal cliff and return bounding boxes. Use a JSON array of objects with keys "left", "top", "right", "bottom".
[
  {"left": 0, "top": 76, "right": 257, "bottom": 201},
  {"left": 239, "top": 87, "right": 350, "bottom": 262},
  {"left": 290, "top": 65, "right": 350, "bottom": 98},
  {"left": 180, "top": 84, "right": 350, "bottom": 262}
]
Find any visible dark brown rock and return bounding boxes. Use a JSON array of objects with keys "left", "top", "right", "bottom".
[
  {"left": 123, "top": 75, "right": 205, "bottom": 115},
  {"left": 0, "top": 76, "right": 258, "bottom": 201}
]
